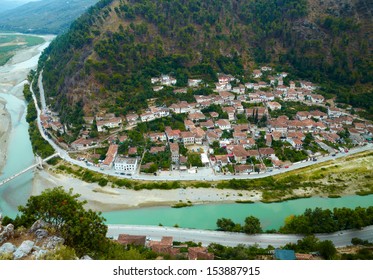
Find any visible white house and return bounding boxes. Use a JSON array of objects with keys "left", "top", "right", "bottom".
[
  {"left": 188, "top": 79, "right": 202, "bottom": 87},
  {"left": 140, "top": 112, "right": 156, "bottom": 122},
  {"left": 267, "top": 102, "right": 282, "bottom": 111},
  {"left": 180, "top": 131, "right": 195, "bottom": 145},
  {"left": 252, "top": 70, "right": 262, "bottom": 78},
  {"left": 216, "top": 119, "right": 231, "bottom": 130},
  {"left": 96, "top": 117, "right": 122, "bottom": 132},
  {"left": 114, "top": 157, "right": 138, "bottom": 174}
]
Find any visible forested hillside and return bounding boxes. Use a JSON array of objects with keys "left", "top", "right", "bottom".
[
  {"left": 39, "top": 0, "right": 373, "bottom": 125},
  {"left": 0, "top": 0, "right": 99, "bottom": 34}
]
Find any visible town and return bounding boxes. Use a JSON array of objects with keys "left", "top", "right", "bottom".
[{"left": 38, "top": 67, "right": 373, "bottom": 179}]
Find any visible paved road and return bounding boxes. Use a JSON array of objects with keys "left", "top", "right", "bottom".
[
  {"left": 38, "top": 70, "right": 46, "bottom": 112},
  {"left": 107, "top": 224, "right": 373, "bottom": 248}
]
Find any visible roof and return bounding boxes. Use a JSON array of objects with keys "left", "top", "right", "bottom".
[
  {"left": 219, "top": 91, "right": 235, "bottom": 98},
  {"left": 128, "top": 147, "right": 137, "bottom": 155},
  {"left": 234, "top": 165, "right": 252, "bottom": 172},
  {"left": 215, "top": 154, "right": 229, "bottom": 163},
  {"left": 268, "top": 101, "right": 281, "bottom": 107},
  {"left": 150, "top": 146, "right": 166, "bottom": 154},
  {"left": 188, "top": 247, "right": 214, "bottom": 260},
  {"left": 188, "top": 112, "right": 206, "bottom": 120},
  {"left": 232, "top": 146, "right": 248, "bottom": 157},
  {"left": 246, "top": 149, "right": 260, "bottom": 157},
  {"left": 259, "top": 148, "right": 275, "bottom": 155},
  {"left": 274, "top": 249, "right": 296, "bottom": 260},
  {"left": 102, "top": 144, "right": 118, "bottom": 166},
  {"left": 117, "top": 234, "right": 146, "bottom": 246},
  {"left": 115, "top": 157, "right": 137, "bottom": 165},
  {"left": 180, "top": 131, "right": 195, "bottom": 138},
  {"left": 216, "top": 119, "right": 231, "bottom": 126},
  {"left": 169, "top": 142, "right": 179, "bottom": 152},
  {"left": 222, "top": 106, "right": 235, "bottom": 113}
]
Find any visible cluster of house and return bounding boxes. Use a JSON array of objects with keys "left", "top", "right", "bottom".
[
  {"left": 116, "top": 233, "right": 321, "bottom": 260},
  {"left": 40, "top": 110, "right": 64, "bottom": 135},
  {"left": 126, "top": 106, "right": 171, "bottom": 125},
  {"left": 116, "top": 234, "right": 214, "bottom": 260},
  {"left": 52, "top": 68, "right": 372, "bottom": 175}
]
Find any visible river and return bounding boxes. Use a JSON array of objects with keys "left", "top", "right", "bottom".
[
  {"left": 0, "top": 35, "right": 372, "bottom": 231},
  {"left": 102, "top": 195, "right": 373, "bottom": 230},
  {"left": 0, "top": 34, "right": 53, "bottom": 217}
]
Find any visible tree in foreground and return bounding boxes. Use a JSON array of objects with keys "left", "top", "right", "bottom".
[
  {"left": 317, "top": 240, "right": 337, "bottom": 260},
  {"left": 243, "top": 216, "right": 262, "bottom": 234},
  {"left": 16, "top": 187, "right": 108, "bottom": 257}
]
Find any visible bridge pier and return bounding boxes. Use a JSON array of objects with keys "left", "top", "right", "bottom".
[{"left": 36, "top": 156, "right": 44, "bottom": 170}]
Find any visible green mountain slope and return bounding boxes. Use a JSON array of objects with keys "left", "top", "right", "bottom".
[
  {"left": 0, "top": 0, "right": 99, "bottom": 34},
  {"left": 39, "top": 0, "right": 373, "bottom": 125}
]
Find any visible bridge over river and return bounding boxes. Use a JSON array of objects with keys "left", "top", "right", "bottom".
[{"left": 0, "top": 153, "right": 59, "bottom": 187}]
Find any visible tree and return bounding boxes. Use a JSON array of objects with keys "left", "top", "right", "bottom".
[
  {"left": 216, "top": 218, "right": 241, "bottom": 232},
  {"left": 16, "top": 187, "right": 108, "bottom": 257},
  {"left": 89, "top": 118, "right": 99, "bottom": 138},
  {"left": 243, "top": 216, "right": 262, "bottom": 234},
  {"left": 317, "top": 240, "right": 337, "bottom": 260},
  {"left": 187, "top": 152, "right": 203, "bottom": 167}
]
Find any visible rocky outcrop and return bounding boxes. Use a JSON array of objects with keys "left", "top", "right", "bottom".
[
  {"left": 32, "top": 247, "right": 49, "bottom": 259},
  {"left": 0, "top": 242, "right": 17, "bottom": 255},
  {"left": 29, "top": 219, "right": 50, "bottom": 233},
  {"left": 0, "top": 217, "right": 67, "bottom": 260},
  {"left": 35, "top": 229, "right": 49, "bottom": 241},
  {"left": 43, "top": 236, "right": 65, "bottom": 250},
  {"left": 13, "top": 240, "right": 35, "bottom": 260},
  {"left": 0, "top": 224, "right": 14, "bottom": 243}
]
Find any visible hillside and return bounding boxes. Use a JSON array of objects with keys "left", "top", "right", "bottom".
[
  {"left": 38, "top": 0, "right": 373, "bottom": 126},
  {"left": 0, "top": 1, "right": 29, "bottom": 13},
  {"left": 0, "top": 0, "right": 99, "bottom": 34}
]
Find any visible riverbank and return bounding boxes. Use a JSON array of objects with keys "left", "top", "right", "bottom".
[
  {"left": 31, "top": 149, "right": 373, "bottom": 212},
  {"left": 32, "top": 168, "right": 262, "bottom": 212},
  {"left": 0, "top": 99, "right": 11, "bottom": 173}
]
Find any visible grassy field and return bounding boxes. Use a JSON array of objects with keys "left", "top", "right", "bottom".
[{"left": 0, "top": 34, "right": 45, "bottom": 65}]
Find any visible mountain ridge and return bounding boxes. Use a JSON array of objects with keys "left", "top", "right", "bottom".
[{"left": 0, "top": 0, "right": 99, "bottom": 34}]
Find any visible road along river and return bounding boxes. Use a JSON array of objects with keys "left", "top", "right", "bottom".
[{"left": 107, "top": 224, "right": 373, "bottom": 248}]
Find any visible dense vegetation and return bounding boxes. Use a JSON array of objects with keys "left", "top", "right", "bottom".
[
  {"left": 283, "top": 235, "right": 337, "bottom": 260},
  {"left": 23, "top": 84, "right": 55, "bottom": 159},
  {"left": 208, "top": 243, "right": 271, "bottom": 260},
  {"left": 3, "top": 187, "right": 159, "bottom": 259},
  {"left": 280, "top": 206, "right": 373, "bottom": 234},
  {"left": 38, "top": 0, "right": 373, "bottom": 125},
  {"left": 216, "top": 216, "right": 262, "bottom": 234},
  {"left": 14, "top": 187, "right": 107, "bottom": 257}
]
